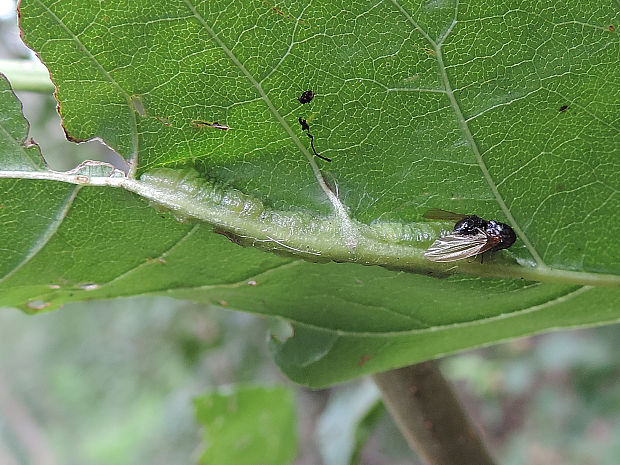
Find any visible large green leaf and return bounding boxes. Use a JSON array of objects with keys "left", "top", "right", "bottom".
[{"left": 1, "top": 0, "right": 618, "bottom": 386}]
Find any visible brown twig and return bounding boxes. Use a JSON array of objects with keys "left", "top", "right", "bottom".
[{"left": 373, "top": 361, "right": 496, "bottom": 465}]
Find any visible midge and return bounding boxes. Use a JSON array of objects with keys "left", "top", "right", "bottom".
[{"left": 423, "top": 209, "right": 516, "bottom": 262}]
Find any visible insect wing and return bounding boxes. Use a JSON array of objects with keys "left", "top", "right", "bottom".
[
  {"left": 424, "top": 233, "right": 488, "bottom": 262},
  {"left": 422, "top": 209, "right": 468, "bottom": 221}
]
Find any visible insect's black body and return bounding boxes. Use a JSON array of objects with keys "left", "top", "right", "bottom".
[
  {"left": 452, "top": 215, "right": 487, "bottom": 235},
  {"left": 482, "top": 219, "right": 517, "bottom": 251},
  {"left": 423, "top": 209, "right": 516, "bottom": 262},
  {"left": 453, "top": 215, "right": 516, "bottom": 251}
]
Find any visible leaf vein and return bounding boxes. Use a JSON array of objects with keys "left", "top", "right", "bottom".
[
  {"left": 0, "top": 184, "right": 81, "bottom": 284},
  {"left": 100, "top": 223, "right": 202, "bottom": 288},
  {"left": 33, "top": 0, "right": 140, "bottom": 173},
  {"left": 280, "top": 285, "right": 592, "bottom": 337}
]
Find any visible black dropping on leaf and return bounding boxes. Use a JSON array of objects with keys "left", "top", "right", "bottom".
[
  {"left": 298, "top": 117, "right": 309, "bottom": 131},
  {"left": 559, "top": 105, "right": 569, "bottom": 112},
  {"left": 298, "top": 90, "right": 315, "bottom": 104},
  {"left": 297, "top": 117, "right": 331, "bottom": 162}
]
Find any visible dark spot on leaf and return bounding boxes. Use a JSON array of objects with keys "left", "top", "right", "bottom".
[
  {"left": 298, "top": 90, "right": 315, "bottom": 104},
  {"left": 424, "top": 48, "right": 436, "bottom": 56},
  {"left": 609, "top": 25, "right": 615, "bottom": 32},
  {"left": 298, "top": 117, "right": 310, "bottom": 132},
  {"left": 559, "top": 105, "right": 568, "bottom": 112},
  {"left": 357, "top": 354, "right": 372, "bottom": 367}
]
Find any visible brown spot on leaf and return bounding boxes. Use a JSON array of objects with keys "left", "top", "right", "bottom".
[
  {"left": 357, "top": 354, "right": 372, "bottom": 367},
  {"left": 155, "top": 115, "right": 171, "bottom": 126},
  {"left": 191, "top": 120, "right": 229, "bottom": 130},
  {"left": 213, "top": 228, "right": 244, "bottom": 245}
]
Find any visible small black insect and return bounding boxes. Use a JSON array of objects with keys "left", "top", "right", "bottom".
[
  {"left": 423, "top": 209, "right": 516, "bottom": 262},
  {"left": 298, "top": 90, "right": 315, "bottom": 104},
  {"left": 559, "top": 105, "right": 568, "bottom": 112},
  {"left": 298, "top": 117, "right": 331, "bottom": 162}
]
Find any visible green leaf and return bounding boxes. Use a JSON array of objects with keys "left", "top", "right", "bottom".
[
  {"left": 194, "top": 386, "right": 297, "bottom": 465},
  {"left": 1, "top": 0, "right": 619, "bottom": 386}
]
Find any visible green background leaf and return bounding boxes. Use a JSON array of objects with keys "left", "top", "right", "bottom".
[
  {"left": 194, "top": 386, "right": 297, "bottom": 465},
  {"left": 1, "top": 0, "right": 619, "bottom": 386}
]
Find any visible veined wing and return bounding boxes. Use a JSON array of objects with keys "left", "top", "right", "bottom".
[
  {"left": 424, "top": 233, "right": 488, "bottom": 262},
  {"left": 422, "top": 208, "right": 469, "bottom": 221}
]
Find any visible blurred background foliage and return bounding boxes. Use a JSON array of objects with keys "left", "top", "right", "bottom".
[
  {"left": 1, "top": 2, "right": 619, "bottom": 464},
  {"left": 2, "top": 296, "right": 619, "bottom": 465}
]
